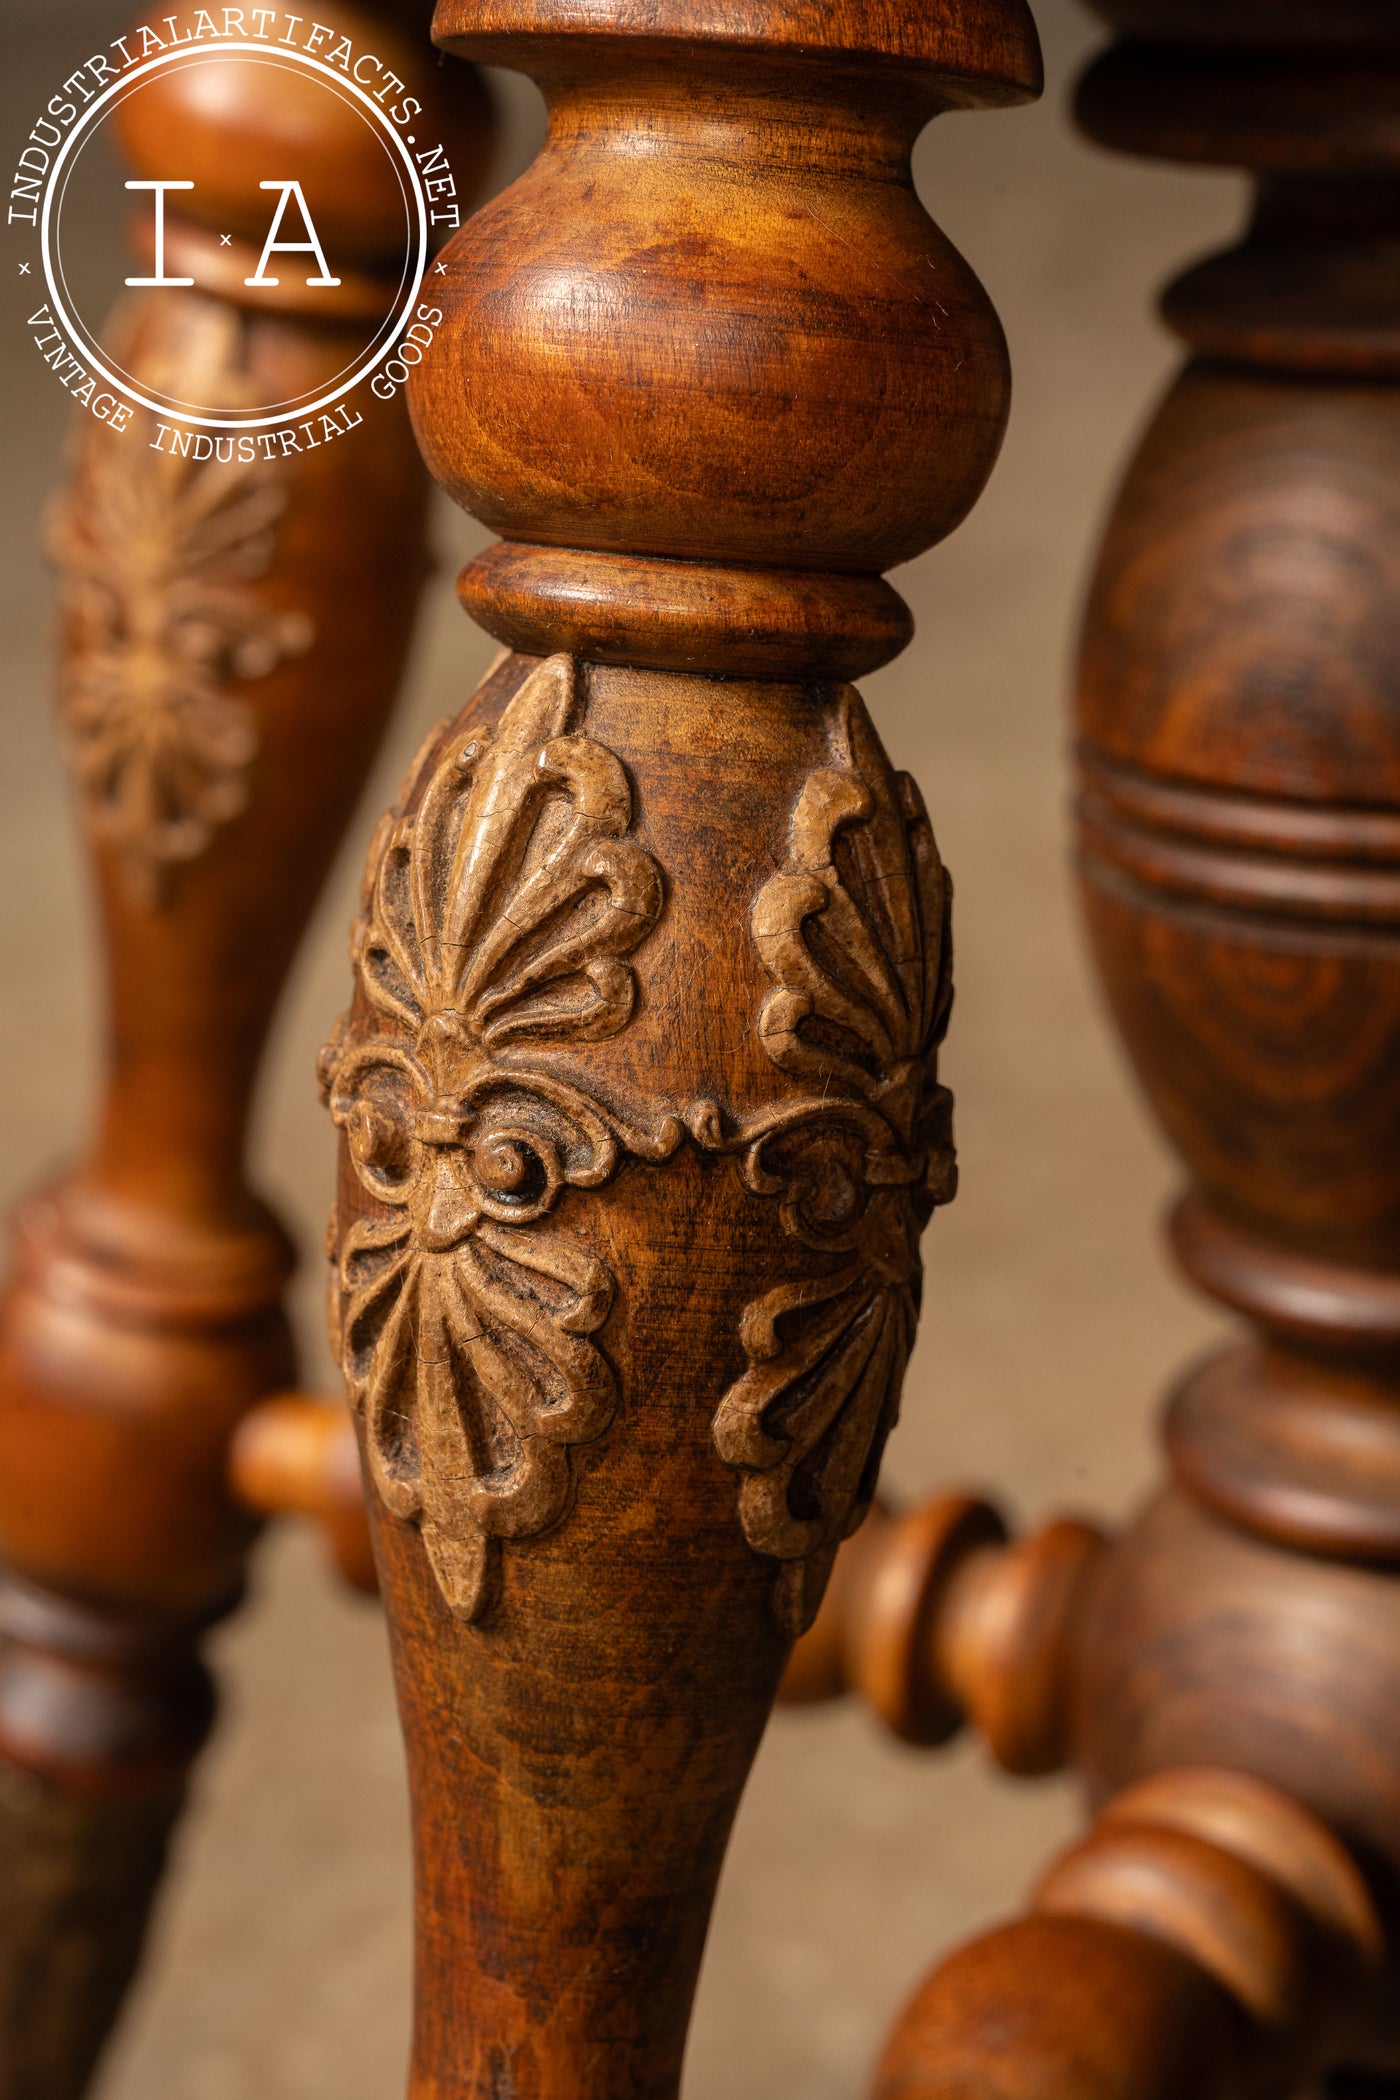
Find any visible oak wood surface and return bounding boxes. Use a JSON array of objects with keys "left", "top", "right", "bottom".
[
  {"left": 319, "top": 3, "right": 1042, "bottom": 2093},
  {"left": 0, "top": 10, "right": 491, "bottom": 2093},
  {"left": 857, "top": 1, "right": 1400, "bottom": 2093}
]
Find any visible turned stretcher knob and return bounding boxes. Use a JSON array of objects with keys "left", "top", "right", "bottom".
[
  {"left": 230, "top": 1394, "right": 376, "bottom": 1594},
  {"left": 780, "top": 1493, "right": 1108, "bottom": 1774}
]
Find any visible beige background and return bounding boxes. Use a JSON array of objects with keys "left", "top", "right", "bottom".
[{"left": 2, "top": 5, "right": 1242, "bottom": 2094}]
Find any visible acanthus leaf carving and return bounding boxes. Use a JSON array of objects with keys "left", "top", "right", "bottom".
[
  {"left": 322, "top": 654, "right": 674, "bottom": 1622},
  {"left": 48, "top": 303, "right": 313, "bottom": 908},
  {"left": 714, "top": 687, "right": 956, "bottom": 1638}
]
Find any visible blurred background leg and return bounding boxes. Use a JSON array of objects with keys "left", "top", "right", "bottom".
[
  {"left": 854, "top": 1, "right": 1400, "bottom": 2092},
  {"left": 0, "top": 9, "right": 492, "bottom": 2093}
]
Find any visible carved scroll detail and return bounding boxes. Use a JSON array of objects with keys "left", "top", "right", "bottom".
[
  {"left": 48, "top": 304, "right": 313, "bottom": 908},
  {"left": 321, "top": 655, "right": 674, "bottom": 1621},
  {"left": 715, "top": 688, "right": 956, "bottom": 1637}
]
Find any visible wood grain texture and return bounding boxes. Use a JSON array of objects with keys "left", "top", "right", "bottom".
[
  {"left": 320, "top": 4, "right": 1041, "bottom": 2091},
  {"left": 0, "top": 11, "right": 493, "bottom": 2093},
  {"left": 876, "top": 1911, "right": 1247, "bottom": 2100},
  {"left": 327, "top": 651, "right": 960, "bottom": 2095},
  {"left": 875, "top": 1768, "right": 1384, "bottom": 2100},
  {"left": 1070, "top": 0, "right": 1400, "bottom": 2078},
  {"left": 868, "top": 4, "right": 1400, "bottom": 2094}
]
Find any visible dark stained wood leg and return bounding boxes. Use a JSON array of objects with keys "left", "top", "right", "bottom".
[
  {"left": 0, "top": 14, "right": 493, "bottom": 2092},
  {"left": 0, "top": 1784, "right": 184, "bottom": 2100},
  {"left": 319, "top": 2, "right": 1043, "bottom": 2091},
  {"left": 857, "top": 4, "right": 1400, "bottom": 2095},
  {"left": 0, "top": 1596, "right": 207, "bottom": 2100}
]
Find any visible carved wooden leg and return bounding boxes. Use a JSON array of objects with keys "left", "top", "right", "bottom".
[
  {"left": 0, "top": 17, "right": 492, "bottom": 2095},
  {"left": 857, "top": 5, "right": 1400, "bottom": 2095},
  {"left": 320, "top": 2, "right": 1042, "bottom": 2091}
]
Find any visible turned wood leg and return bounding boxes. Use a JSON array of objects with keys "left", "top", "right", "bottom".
[
  {"left": 0, "top": 18, "right": 492, "bottom": 2094},
  {"left": 876, "top": 1768, "right": 1385, "bottom": 2100},
  {"left": 319, "top": 1, "right": 1042, "bottom": 2091},
  {"left": 857, "top": 5, "right": 1400, "bottom": 2095},
  {"left": 779, "top": 1491, "right": 1109, "bottom": 1772}
]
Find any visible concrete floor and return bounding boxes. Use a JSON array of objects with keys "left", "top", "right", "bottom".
[{"left": 1, "top": 4, "right": 1243, "bottom": 2094}]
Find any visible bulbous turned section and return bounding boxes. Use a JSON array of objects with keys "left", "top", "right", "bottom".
[
  {"left": 1078, "top": 365, "right": 1400, "bottom": 805},
  {"left": 1069, "top": 1488, "right": 1400, "bottom": 1946},
  {"left": 416, "top": 0, "right": 1042, "bottom": 688},
  {"left": 1064, "top": 7, "right": 1400, "bottom": 2078},
  {"left": 877, "top": 1914, "right": 1246, "bottom": 2100},
  {"left": 322, "top": 4, "right": 1041, "bottom": 2090},
  {"left": 780, "top": 1491, "right": 1108, "bottom": 1774},
  {"left": 413, "top": 69, "right": 1018, "bottom": 575},
  {"left": 1165, "top": 1340, "right": 1400, "bottom": 1560},
  {"left": 0, "top": 12, "right": 497, "bottom": 2093},
  {"left": 874, "top": 1768, "right": 1385, "bottom": 2100},
  {"left": 1076, "top": 364, "right": 1400, "bottom": 1367}
]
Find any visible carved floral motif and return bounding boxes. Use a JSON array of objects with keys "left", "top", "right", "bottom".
[
  {"left": 713, "top": 689, "right": 956, "bottom": 1636},
  {"left": 48, "top": 304, "right": 312, "bottom": 907},
  {"left": 321, "top": 654, "right": 673, "bottom": 1620},
  {"left": 323, "top": 656, "right": 950, "bottom": 1634}
]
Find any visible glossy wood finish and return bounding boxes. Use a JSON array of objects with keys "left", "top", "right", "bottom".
[
  {"left": 878, "top": 1770, "right": 1384, "bottom": 2100},
  {"left": 859, "top": 3, "right": 1400, "bottom": 2093},
  {"left": 1069, "top": 19, "right": 1400, "bottom": 2061},
  {"left": 319, "top": 3, "right": 1040, "bottom": 2093},
  {"left": 0, "top": 13, "right": 491, "bottom": 2094},
  {"left": 779, "top": 1492, "right": 1107, "bottom": 1774}
]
